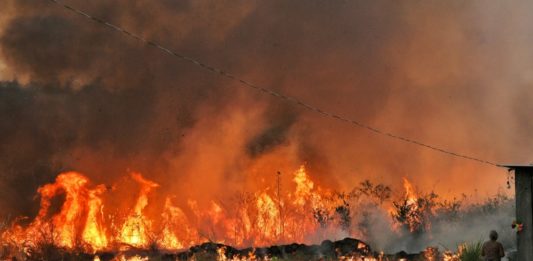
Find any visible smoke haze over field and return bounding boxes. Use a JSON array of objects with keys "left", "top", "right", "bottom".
[{"left": 0, "top": 0, "right": 531, "bottom": 247}]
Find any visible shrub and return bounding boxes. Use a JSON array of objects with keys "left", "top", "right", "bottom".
[{"left": 459, "top": 241, "right": 482, "bottom": 261}]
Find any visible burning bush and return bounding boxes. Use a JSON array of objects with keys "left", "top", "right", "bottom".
[{"left": 391, "top": 178, "right": 438, "bottom": 234}]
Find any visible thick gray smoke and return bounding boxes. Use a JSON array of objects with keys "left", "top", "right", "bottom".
[
  {"left": 357, "top": 194, "right": 515, "bottom": 253},
  {"left": 0, "top": 0, "right": 530, "bottom": 250}
]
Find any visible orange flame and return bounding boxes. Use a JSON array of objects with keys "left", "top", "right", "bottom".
[
  {"left": 1, "top": 172, "right": 109, "bottom": 252},
  {"left": 0, "top": 165, "right": 387, "bottom": 253},
  {"left": 40, "top": 172, "right": 89, "bottom": 248},
  {"left": 159, "top": 197, "right": 190, "bottom": 250},
  {"left": 403, "top": 177, "right": 417, "bottom": 206},
  {"left": 82, "top": 184, "right": 108, "bottom": 250},
  {"left": 118, "top": 172, "right": 159, "bottom": 247}
]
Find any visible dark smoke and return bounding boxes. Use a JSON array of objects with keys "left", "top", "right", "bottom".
[{"left": 246, "top": 106, "right": 297, "bottom": 158}]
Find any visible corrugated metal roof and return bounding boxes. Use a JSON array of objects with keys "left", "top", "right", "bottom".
[{"left": 502, "top": 164, "right": 533, "bottom": 170}]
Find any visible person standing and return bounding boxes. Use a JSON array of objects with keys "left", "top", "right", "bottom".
[{"left": 481, "top": 230, "right": 505, "bottom": 261}]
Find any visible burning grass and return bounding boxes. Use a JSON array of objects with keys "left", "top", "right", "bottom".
[{"left": 0, "top": 165, "right": 514, "bottom": 260}]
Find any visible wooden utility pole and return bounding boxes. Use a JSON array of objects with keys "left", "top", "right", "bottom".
[{"left": 504, "top": 165, "right": 533, "bottom": 260}]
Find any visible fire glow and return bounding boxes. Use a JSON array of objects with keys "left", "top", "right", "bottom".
[
  {"left": 0, "top": 162, "right": 508, "bottom": 261},
  {"left": 2, "top": 165, "right": 383, "bottom": 254}
]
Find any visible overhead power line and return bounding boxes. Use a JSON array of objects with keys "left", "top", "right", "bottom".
[{"left": 46, "top": 0, "right": 502, "bottom": 168}]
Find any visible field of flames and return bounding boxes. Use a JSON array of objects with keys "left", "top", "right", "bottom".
[{"left": 0, "top": 165, "right": 513, "bottom": 260}]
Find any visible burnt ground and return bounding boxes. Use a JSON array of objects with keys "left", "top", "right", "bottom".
[{"left": 3, "top": 237, "right": 437, "bottom": 260}]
